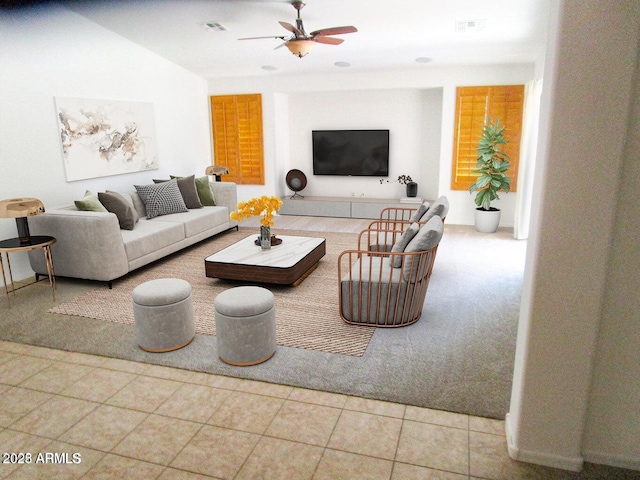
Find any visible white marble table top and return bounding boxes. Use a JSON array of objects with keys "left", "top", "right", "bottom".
[{"left": 205, "top": 235, "right": 325, "bottom": 268}]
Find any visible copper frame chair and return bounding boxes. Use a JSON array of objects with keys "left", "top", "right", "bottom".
[{"left": 337, "top": 224, "right": 441, "bottom": 327}]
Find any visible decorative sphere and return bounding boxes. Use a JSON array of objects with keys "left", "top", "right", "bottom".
[{"left": 290, "top": 178, "right": 302, "bottom": 189}]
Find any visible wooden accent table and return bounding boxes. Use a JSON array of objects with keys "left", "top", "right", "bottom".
[
  {"left": 0, "top": 235, "right": 56, "bottom": 307},
  {"left": 205, "top": 235, "right": 325, "bottom": 286}
]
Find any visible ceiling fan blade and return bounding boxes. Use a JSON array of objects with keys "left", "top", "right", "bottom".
[
  {"left": 310, "top": 26, "right": 358, "bottom": 37},
  {"left": 313, "top": 36, "right": 344, "bottom": 45},
  {"left": 274, "top": 42, "right": 288, "bottom": 50},
  {"left": 279, "top": 21, "right": 304, "bottom": 37},
  {"left": 239, "top": 35, "right": 287, "bottom": 41}
]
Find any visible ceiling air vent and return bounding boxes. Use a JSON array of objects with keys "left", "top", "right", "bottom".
[
  {"left": 202, "top": 22, "right": 228, "bottom": 32},
  {"left": 455, "top": 19, "right": 487, "bottom": 33}
]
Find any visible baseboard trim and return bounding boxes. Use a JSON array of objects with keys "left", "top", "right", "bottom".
[
  {"left": 583, "top": 451, "right": 640, "bottom": 472},
  {"left": 505, "top": 413, "right": 584, "bottom": 472}
]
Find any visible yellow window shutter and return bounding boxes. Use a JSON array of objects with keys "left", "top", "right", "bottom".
[
  {"left": 452, "top": 85, "right": 524, "bottom": 191},
  {"left": 210, "top": 94, "right": 265, "bottom": 185}
]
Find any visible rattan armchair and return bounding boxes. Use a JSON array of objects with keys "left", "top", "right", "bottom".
[{"left": 338, "top": 216, "right": 444, "bottom": 327}]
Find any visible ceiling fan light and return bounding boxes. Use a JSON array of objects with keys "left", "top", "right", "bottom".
[{"left": 286, "top": 40, "right": 315, "bottom": 58}]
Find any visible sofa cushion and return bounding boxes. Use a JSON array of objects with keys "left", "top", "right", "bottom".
[
  {"left": 120, "top": 218, "right": 185, "bottom": 261},
  {"left": 155, "top": 175, "right": 203, "bottom": 209},
  {"left": 98, "top": 191, "right": 138, "bottom": 230},
  {"left": 74, "top": 190, "right": 107, "bottom": 212},
  {"left": 155, "top": 206, "right": 229, "bottom": 238},
  {"left": 134, "top": 180, "right": 188, "bottom": 219},
  {"left": 389, "top": 222, "right": 419, "bottom": 268}
]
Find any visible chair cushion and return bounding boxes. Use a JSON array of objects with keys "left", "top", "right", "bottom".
[
  {"left": 389, "top": 222, "right": 419, "bottom": 268},
  {"left": 409, "top": 202, "right": 430, "bottom": 222},
  {"left": 419, "top": 196, "right": 449, "bottom": 223},
  {"left": 340, "top": 255, "right": 418, "bottom": 325},
  {"left": 403, "top": 216, "right": 443, "bottom": 282}
]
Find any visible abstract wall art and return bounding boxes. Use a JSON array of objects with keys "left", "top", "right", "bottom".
[{"left": 55, "top": 97, "right": 159, "bottom": 181}]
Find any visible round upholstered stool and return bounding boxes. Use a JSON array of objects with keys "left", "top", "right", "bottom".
[
  {"left": 214, "top": 286, "right": 276, "bottom": 366},
  {"left": 132, "top": 278, "right": 195, "bottom": 352}
]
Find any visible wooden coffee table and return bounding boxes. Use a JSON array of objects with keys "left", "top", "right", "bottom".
[{"left": 204, "top": 234, "right": 326, "bottom": 286}]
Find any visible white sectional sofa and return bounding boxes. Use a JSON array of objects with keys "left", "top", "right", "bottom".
[{"left": 28, "top": 181, "right": 238, "bottom": 286}]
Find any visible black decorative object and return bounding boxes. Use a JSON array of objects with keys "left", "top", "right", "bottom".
[
  {"left": 286, "top": 169, "right": 307, "bottom": 198},
  {"left": 406, "top": 182, "right": 418, "bottom": 197}
]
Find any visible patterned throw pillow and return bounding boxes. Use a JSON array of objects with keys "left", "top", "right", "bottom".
[
  {"left": 134, "top": 179, "right": 188, "bottom": 219},
  {"left": 157, "top": 175, "right": 203, "bottom": 209}
]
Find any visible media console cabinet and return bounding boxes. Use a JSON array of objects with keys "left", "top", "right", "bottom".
[{"left": 279, "top": 196, "right": 425, "bottom": 219}]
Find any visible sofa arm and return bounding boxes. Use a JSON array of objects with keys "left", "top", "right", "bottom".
[
  {"left": 27, "top": 209, "right": 130, "bottom": 282},
  {"left": 211, "top": 181, "right": 238, "bottom": 227}
]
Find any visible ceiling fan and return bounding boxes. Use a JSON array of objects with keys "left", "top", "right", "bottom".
[{"left": 239, "top": 1, "right": 357, "bottom": 58}]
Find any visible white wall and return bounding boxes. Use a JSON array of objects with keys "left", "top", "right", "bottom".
[
  {"left": 0, "top": 4, "right": 212, "bottom": 281},
  {"left": 285, "top": 88, "right": 442, "bottom": 200},
  {"left": 209, "top": 63, "right": 535, "bottom": 225},
  {"left": 506, "top": 0, "right": 640, "bottom": 471},
  {"left": 582, "top": 16, "right": 640, "bottom": 466}
]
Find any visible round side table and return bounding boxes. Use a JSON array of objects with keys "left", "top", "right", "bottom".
[{"left": 0, "top": 235, "right": 56, "bottom": 307}]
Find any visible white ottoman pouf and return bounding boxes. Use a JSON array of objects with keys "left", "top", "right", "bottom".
[
  {"left": 214, "top": 286, "right": 276, "bottom": 366},
  {"left": 132, "top": 278, "right": 195, "bottom": 352}
]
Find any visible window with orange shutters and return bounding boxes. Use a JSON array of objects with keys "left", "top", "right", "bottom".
[
  {"left": 210, "top": 94, "right": 265, "bottom": 185},
  {"left": 451, "top": 85, "right": 524, "bottom": 191}
]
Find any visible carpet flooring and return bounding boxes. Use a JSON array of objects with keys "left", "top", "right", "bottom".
[
  {"left": 49, "top": 229, "right": 374, "bottom": 357},
  {"left": 0, "top": 224, "right": 526, "bottom": 419}
]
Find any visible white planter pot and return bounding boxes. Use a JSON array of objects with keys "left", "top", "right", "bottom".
[{"left": 475, "top": 208, "right": 501, "bottom": 233}]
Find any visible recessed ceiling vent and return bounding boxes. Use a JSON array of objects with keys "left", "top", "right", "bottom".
[
  {"left": 202, "top": 22, "right": 228, "bottom": 32},
  {"left": 455, "top": 19, "right": 487, "bottom": 33}
]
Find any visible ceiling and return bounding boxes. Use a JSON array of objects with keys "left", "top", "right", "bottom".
[{"left": 58, "top": 0, "right": 551, "bottom": 80}]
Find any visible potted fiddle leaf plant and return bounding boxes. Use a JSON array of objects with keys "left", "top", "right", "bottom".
[{"left": 469, "top": 117, "right": 511, "bottom": 233}]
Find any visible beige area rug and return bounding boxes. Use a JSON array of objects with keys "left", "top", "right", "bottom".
[{"left": 49, "top": 228, "right": 374, "bottom": 356}]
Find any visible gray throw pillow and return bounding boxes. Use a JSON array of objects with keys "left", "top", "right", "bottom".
[
  {"left": 158, "top": 175, "right": 203, "bottom": 209},
  {"left": 74, "top": 190, "right": 107, "bottom": 212},
  {"left": 106, "top": 190, "right": 140, "bottom": 224},
  {"left": 98, "top": 191, "right": 137, "bottom": 230},
  {"left": 134, "top": 179, "right": 188, "bottom": 219},
  {"left": 409, "top": 202, "right": 430, "bottom": 222},
  {"left": 402, "top": 216, "right": 444, "bottom": 282},
  {"left": 419, "top": 196, "right": 449, "bottom": 223},
  {"left": 389, "top": 222, "right": 419, "bottom": 268}
]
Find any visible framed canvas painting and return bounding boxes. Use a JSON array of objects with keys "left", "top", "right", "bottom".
[{"left": 55, "top": 97, "right": 159, "bottom": 181}]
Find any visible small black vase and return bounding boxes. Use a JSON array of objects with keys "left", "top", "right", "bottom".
[{"left": 406, "top": 182, "right": 418, "bottom": 197}]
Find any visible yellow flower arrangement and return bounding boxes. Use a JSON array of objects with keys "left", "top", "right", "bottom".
[{"left": 230, "top": 195, "right": 283, "bottom": 227}]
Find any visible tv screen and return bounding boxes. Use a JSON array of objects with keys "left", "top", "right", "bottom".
[{"left": 312, "top": 130, "right": 389, "bottom": 176}]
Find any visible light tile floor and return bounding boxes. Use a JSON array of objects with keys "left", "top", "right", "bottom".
[{"left": 1, "top": 341, "right": 636, "bottom": 480}]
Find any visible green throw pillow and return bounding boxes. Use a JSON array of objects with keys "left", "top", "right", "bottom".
[
  {"left": 74, "top": 190, "right": 107, "bottom": 212},
  {"left": 195, "top": 176, "right": 216, "bottom": 206}
]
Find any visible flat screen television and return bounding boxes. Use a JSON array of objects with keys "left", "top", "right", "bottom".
[{"left": 312, "top": 129, "right": 389, "bottom": 176}]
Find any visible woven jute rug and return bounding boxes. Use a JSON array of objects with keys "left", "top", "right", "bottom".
[{"left": 49, "top": 228, "right": 374, "bottom": 356}]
